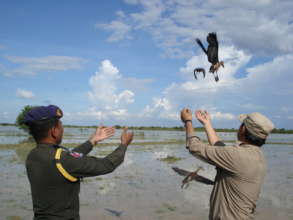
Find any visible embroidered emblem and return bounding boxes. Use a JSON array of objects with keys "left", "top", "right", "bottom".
[{"left": 70, "top": 152, "right": 83, "bottom": 158}]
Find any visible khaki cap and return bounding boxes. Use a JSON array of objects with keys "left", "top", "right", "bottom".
[{"left": 239, "top": 112, "right": 274, "bottom": 139}]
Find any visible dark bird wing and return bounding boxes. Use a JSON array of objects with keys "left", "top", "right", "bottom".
[
  {"left": 207, "top": 32, "right": 219, "bottom": 65},
  {"left": 196, "top": 38, "right": 208, "bottom": 55},
  {"left": 172, "top": 167, "right": 191, "bottom": 176},
  {"left": 193, "top": 174, "right": 215, "bottom": 185},
  {"left": 194, "top": 68, "right": 206, "bottom": 79},
  {"left": 173, "top": 167, "right": 215, "bottom": 186}
]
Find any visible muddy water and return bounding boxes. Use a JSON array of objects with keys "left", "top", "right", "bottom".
[{"left": 0, "top": 127, "right": 293, "bottom": 220}]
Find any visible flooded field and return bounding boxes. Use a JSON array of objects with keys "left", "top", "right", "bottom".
[{"left": 0, "top": 125, "right": 293, "bottom": 220}]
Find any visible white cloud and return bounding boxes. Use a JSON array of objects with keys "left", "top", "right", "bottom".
[
  {"left": 96, "top": 20, "right": 132, "bottom": 42},
  {"left": 66, "top": 60, "right": 158, "bottom": 125},
  {"left": 123, "top": 0, "right": 139, "bottom": 4},
  {"left": 68, "top": 107, "right": 130, "bottom": 121},
  {"left": 2, "top": 112, "right": 8, "bottom": 119},
  {"left": 88, "top": 59, "right": 135, "bottom": 109},
  {"left": 210, "top": 112, "right": 235, "bottom": 120},
  {"left": 281, "top": 106, "right": 290, "bottom": 113},
  {"left": 16, "top": 88, "right": 35, "bottom": 99},
  {"left": 3, "top": 55, "right": 85, "bottom": 76},
  {"left": 66, "top": 59, "right": 141, "bottom": 123},
  {"left": 141, "top": 97, "right": 178, "bottom": 121},
  {"left": 138, "top": 49, "right": 293, "bottom": 128},
  {"left": 131, "top": 0, "right": 165, "bottom": 29},
  {"left": 122, "top": 77, "right": 154, "bottom": 91},
  {"left": 99, "top": 0, "right": 293, "bottom": 57}
]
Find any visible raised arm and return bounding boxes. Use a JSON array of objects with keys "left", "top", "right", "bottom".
[
  {"left": 195, "top": 110, "right": 221, "bottom": 146},
  {"left": 181, "top": 108, "right": 236, "bottom": 172},
  {"left": 62, "top": 128, "right": 133, "bottom": 177}
]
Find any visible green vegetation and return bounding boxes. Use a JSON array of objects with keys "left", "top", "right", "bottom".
[
  {"left": 155, "top": 203, "right": 177, "bottom": 215},
  {"left": 2, "top": 120, "right": 293, "bottom": 134},
  {"left": 0, "top": 123, "right": 16, "bottom": 126},
  {"left": 159, "top": 155, "right": 183, "bottom": 163},
  {"left": 15, "top": 105, "right": 37, "bottom": 132},
  {"left": 272, "top": 128, "right": 293, "bottom": 134},
  {"left": 163, "top": 203, "right": 177, "bottom": 212}
]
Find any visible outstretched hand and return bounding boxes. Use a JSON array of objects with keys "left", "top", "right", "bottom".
[
  {"left": 89, "top": 126, "right": 115, "bottom": 145},
  {"left": 121, "top": 127, "right": 133, "bottom": 147},
  {"left": 195, "top": 110, "right": 211, "bottom": 126}
]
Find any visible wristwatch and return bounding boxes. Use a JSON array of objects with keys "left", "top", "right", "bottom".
[{"left": 184, "top": 120, "right": 192, "bottom": 127}]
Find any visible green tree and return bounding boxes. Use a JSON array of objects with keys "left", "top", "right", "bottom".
[{"left": 15, "top": 105, "right": 37, "bottom": 132}]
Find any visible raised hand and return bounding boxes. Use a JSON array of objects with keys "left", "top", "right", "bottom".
[
  {"left": 195, "top": 110, "right": 211, "bottom": 126},
  {"left": 181, "top": 108, "right": 193, "bottom": 123},
  {"left": 89, "top": 126, "right": 115, "bottom": 145},
  {"left": 120, "top": 127, "right": 133, "bottom": 147}
]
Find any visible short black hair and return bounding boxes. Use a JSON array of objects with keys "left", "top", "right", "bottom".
[
  {"left": 243, "top": 124, "right": 266, "bottom": 147},
  {"left": 27, "top": 118, "right": 59, "bottom": 142}
]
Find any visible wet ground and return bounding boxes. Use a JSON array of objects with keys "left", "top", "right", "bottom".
[{"left": 0, "top": 126, "right": 293, "bottom": 220}]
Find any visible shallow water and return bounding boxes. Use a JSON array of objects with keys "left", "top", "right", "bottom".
[{"left": 0, "top": 126, "right": 293, "bottom": 220}]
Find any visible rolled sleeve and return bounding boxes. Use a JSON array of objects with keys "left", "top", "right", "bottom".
[{"left": 187, "top": 136, "right": 239, "bottom": 173}]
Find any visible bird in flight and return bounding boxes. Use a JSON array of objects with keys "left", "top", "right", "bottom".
[
  {"left": 172, "top": 166, "right": 214, "bottom": 189},
  {"left": 195, "top": 32, "right": 224, "bottom": 82}
]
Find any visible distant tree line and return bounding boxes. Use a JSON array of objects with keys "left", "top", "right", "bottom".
[
  {"left": 2, "top": 123, "right": 293, "bottom": 134},
  {"left": 1, "top": 105, "right": 293, "bottom": 134}
]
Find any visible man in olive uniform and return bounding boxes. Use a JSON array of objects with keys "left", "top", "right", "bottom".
[
  {"left": 180, "top": 108, "right": 274, "bottom": 220},
  {"left": 24, "top": 105, "right": 133, "bottom": 220}
]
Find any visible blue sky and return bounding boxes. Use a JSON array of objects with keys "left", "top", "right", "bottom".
[{"left": 1, "top": 0, "right": 293, "bottom": 129}]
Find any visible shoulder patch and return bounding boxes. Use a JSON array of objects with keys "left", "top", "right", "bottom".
[{"left": 70, "top": 151, "right": 83, "bottom": 158}]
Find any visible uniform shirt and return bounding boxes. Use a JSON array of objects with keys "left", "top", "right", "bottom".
[
  {"left": 187, "top": 136, "right": 266, "bottom": 220},
  {"left": 26, "top": 141, "right": 127, "bottom": 220}
]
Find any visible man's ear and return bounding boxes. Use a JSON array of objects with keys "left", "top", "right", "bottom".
[
  {"left": 51, "top": 124, "right": 58, "bottom": 139},
  {"left": 242, "top": 124, "right": 247, "bottom": 133}
]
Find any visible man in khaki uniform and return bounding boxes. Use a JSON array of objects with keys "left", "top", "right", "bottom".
[{"left": 180, "top": 108, "right": 274, "bottom": 220}]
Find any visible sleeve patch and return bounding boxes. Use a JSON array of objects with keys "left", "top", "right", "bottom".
[{"left": 70, "top": 152, "right": 83, "bottom": 158}]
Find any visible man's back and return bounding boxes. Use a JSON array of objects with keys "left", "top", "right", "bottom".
[
  {"left": 26, "top": 140, "right": 128, "bottom": 220},
  {"left": 188, "top": 136, "right": 267, "bottom": 220},
  {"left": 209, "top": 144, "right": 266, "bottom": 220},
  {"left": 26, "top": 144, "right": 80, "bottom": 220}
]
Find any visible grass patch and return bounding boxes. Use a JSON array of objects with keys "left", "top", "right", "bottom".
[
  {"left": 82, "top": 178, "right": 92, "bottom": 183},
  {"left": 163, "top": 203, "right": 177, "bottom": 212},
  {"left": 159, "top": 156, "right": 182, "bottom": 164}
]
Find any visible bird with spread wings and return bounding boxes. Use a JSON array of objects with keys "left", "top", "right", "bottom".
[
  {"left": 172, "top": 166, "right": 214, "bottom": 189},
  {"left": 194, "top": 32, "right": 224, "bottom": 82}
]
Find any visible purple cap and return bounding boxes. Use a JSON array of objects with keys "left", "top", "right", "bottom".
[{"left": 24, "top": 105, "right": 63, "bottom": 124}]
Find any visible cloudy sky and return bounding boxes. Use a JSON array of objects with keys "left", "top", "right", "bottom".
[{"left": 1, "top": 0, "right": 293, "bottom": 128}]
